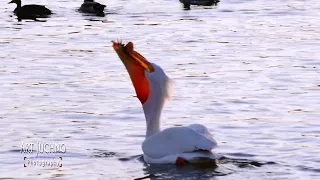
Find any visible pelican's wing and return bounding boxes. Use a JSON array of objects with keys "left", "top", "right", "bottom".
[{"left": 142, "top": 124, "right": 217, "bottom": 159}]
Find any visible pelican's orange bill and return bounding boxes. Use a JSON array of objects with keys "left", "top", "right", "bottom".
[
  {"left": 112, "top": 41, "right": 154, "bottom": 73},
  {"left": 112, "top": 40, "right": 154, "bottom": 104}
]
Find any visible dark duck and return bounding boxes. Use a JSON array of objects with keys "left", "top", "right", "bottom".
[
  {"left": 8, "top": 0, "right": 52, "bottom": 21},
  {"left": 79, "top": 0, "right": 106, "bottom": 17},
  {"left": 179, "top": 0, "right": 220, "bottom": 10}
]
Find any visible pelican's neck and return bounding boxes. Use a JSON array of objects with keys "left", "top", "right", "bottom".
[
  {"left": 142, "top": 96, "right": 165, "bottom": 138},
  {"left": 142, "top": 81, "right": 167, "bottom": 138}
]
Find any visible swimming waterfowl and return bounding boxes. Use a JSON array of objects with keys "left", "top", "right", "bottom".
[
  {"left": 8, "top": 0, "right": 52, "bottom": 21},
  {"left": 179, "top": 0, "right": 220, "bottom": 9},
  {"left": 112, "top": 40, "right": 219, "bottom": 165},
  {"left": 79, "top": 0, "right": 106, "bottom": 17}
]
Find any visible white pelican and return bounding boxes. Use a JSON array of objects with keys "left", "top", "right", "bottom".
[{"left": 112, "top": 40, "right": 218, "bottom": 165}]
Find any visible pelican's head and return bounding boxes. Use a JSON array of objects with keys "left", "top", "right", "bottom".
[{"left": 112, "top": 40, "right": 171, "bottom": 105}]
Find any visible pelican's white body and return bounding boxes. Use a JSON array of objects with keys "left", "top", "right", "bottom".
[
  {"left": 143, "top": 124, "right": 219, "bottom": 164},
  {"left": 141, "top": 64, "right": 218, "bottom": 164}
]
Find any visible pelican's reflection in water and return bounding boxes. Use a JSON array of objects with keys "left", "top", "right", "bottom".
[
  {"left": 135, "top": 155, "right": 275, "bottom": 180},
  {"left": 137, "top": 156, "right": 221, "bottom": 180}
]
